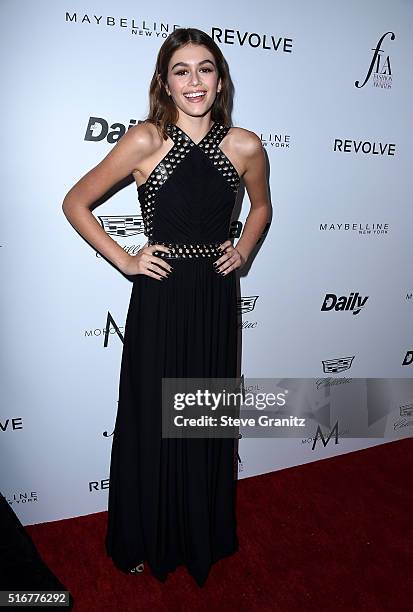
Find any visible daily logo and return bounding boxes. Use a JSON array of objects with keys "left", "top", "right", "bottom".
[
  {"left": 85, "top": 117, "right": 141, "bottom": 143},
  {"left": 402, "top": 351, "right": 413, "bottom": 367},
  {"left": 321, "top": 292, "right": 369, "bottom": 316}
]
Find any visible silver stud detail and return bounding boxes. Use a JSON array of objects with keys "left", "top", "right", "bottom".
[
  {"left": 198, "top": 125, "right": 240, "bottom": 194},
  {"left": 147, "top": 240, "right": 224, "bottom": 259},
  {"left": 138, "top": 122, "right": 239, "bottom": 242},
  {"left": 139, "top": 124, "right": 195, "bottom": 239}
]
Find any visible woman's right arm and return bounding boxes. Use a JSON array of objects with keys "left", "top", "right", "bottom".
[{"left": 61, "top": 123, "right": 171, "bottom": 278}]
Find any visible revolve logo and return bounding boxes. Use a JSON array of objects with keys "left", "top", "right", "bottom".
[
  {"left": 333, "top": 139, "right": 395, "bottom": 156},
  {"left": 0, "top": 417, "right": 23, "bottom": 432},
  {"left": 212, "top": 28, "right": 293, "bottom": 53}
]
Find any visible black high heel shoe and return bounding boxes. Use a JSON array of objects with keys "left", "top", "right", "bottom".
[{"left": 129, "top": 561, "right": 144, "bottom": 573}]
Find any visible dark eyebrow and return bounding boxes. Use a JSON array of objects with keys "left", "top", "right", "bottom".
[{"left": 171, "top": 59, "right": 215, "bottom": 70}]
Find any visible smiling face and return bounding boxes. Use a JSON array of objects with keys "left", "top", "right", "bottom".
[{"left": 163, "top": 43, "right": 222, "bottom": 118}]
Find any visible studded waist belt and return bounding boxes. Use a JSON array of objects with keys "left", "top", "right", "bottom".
[{"left": 147, "top": 239, "right": 223, "bottom": 259}]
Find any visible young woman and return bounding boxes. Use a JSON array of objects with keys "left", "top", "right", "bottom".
[{"left": 62, "top": 27, "right": 270, "bottom": 587}]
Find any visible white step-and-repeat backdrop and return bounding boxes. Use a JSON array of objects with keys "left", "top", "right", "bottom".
[{"left": 2, "top": 0, "right": 413, "bottom": 525}]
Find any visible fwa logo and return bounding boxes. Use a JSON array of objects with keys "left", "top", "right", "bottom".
[{"left": 355, "top": 31, "right": 395, "bottom": 90}]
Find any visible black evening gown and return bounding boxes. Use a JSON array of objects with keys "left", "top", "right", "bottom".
[{"left": 105, "top": 121, "right": 241, "bottom": 587}]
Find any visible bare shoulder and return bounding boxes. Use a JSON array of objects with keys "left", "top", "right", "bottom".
[
  {"left": 125, "top": 121, "right": 164, "bottom": 164},
  {"left": 224, "top": 126, "right": 263, "bottom": 178},
  {"left": 85, "top": 120, "right": 165, "bottom": 178},
  {"left": 227, "top": 126, "right": 263, "bottom": 157},
  {"left": 130, "top": 120, "right": 163, "bottom": 144}
]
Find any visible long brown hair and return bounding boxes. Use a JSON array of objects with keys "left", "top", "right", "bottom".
[{"left": 142, "top": 28, "right": 234, "bottom": 140}]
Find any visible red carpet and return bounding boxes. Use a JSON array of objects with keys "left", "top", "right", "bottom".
[{"left": 26, "top": 438, "right": 413, "bottom": 611}]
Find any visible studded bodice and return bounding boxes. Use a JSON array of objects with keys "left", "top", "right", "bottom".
[{"left": 137, "top": 121, "right": 240, "bottom": 249}]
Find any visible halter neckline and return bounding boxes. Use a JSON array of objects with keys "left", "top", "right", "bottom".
[{"left": 167, "top": 121, "right": 220, "bottom": 146}]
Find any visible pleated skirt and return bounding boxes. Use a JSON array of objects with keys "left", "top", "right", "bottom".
[{"left": 105, "top": 259, "right": 239, "bottom": 587}]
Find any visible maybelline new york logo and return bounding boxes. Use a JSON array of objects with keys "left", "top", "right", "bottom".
[
  {"left": 355, "top": 31, "right": 395, "bottom": 89},
  {"left": 260, "top": 132, "right": 290, "bottom": 149},
  {"left": 6, "top": 491, "right": 38, "bottom": 506},
  {"left": 319, "top": 222, "right": 390, "bottom": 237}
]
